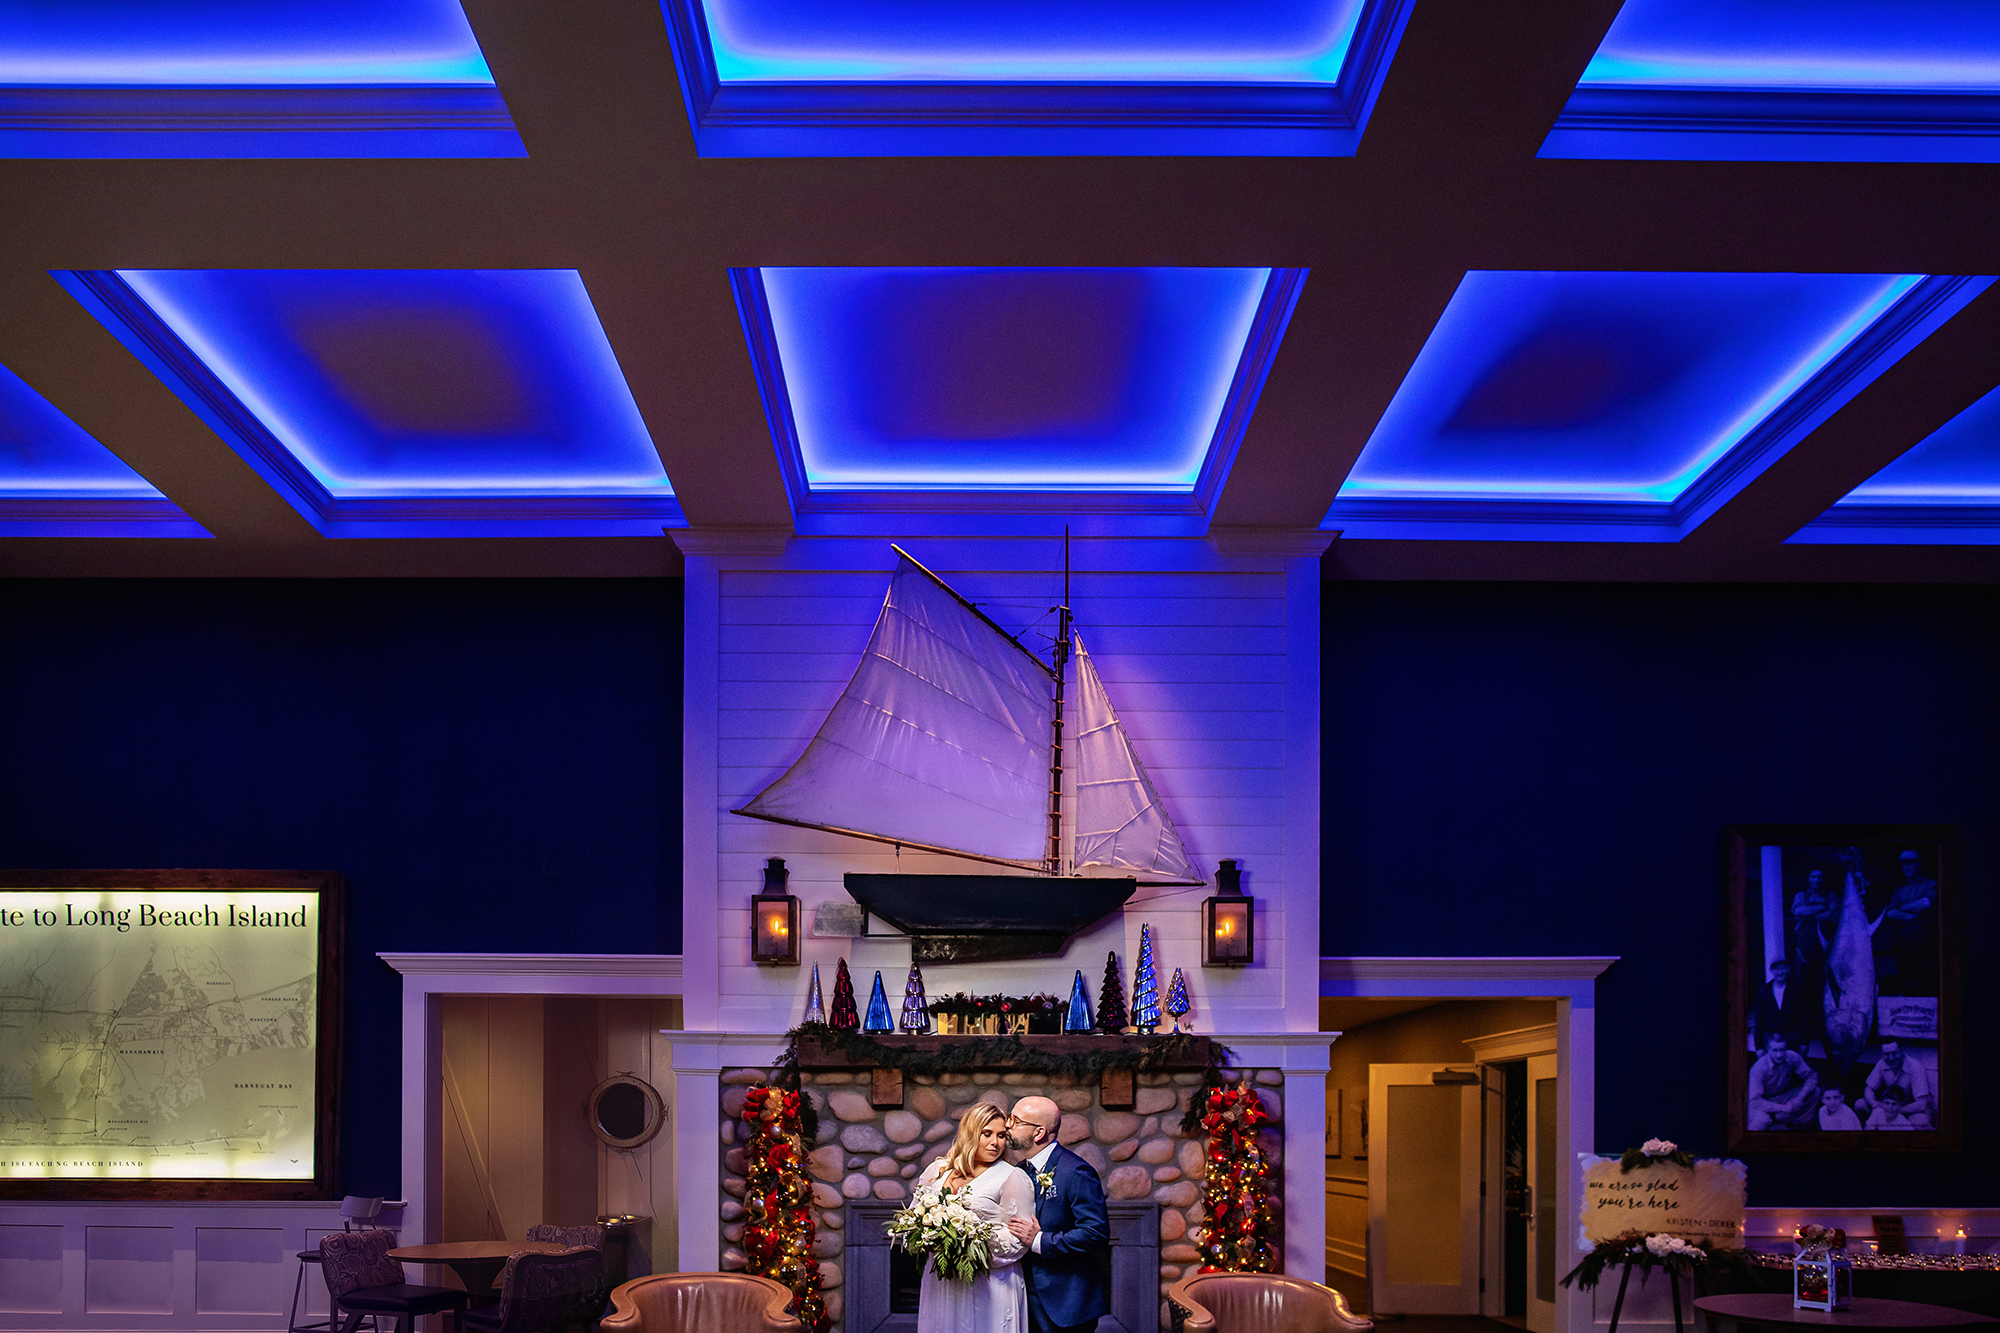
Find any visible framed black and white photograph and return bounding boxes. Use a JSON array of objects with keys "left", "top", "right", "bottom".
[{"left": 1725, "top": 825, "right": 1960, "bottom": 1152}]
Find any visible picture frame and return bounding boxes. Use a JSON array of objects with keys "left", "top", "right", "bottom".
[
  {"left": 1724, "top": 826, "right": 1959, "bottom": 1152},
  {"left": 0, "top": 868, "right": 344, "bottom": 1199},
  {"left": 1327, "top": 1088, "right": 1342, "bottom": 1160}
]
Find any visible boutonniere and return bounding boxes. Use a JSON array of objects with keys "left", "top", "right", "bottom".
[{"left": 1035, "top": 1170, "right": 1056, "bottom": 1198}]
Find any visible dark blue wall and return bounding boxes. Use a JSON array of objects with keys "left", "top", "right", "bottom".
[
  {"left": 0, "top": 578, "right": 682, "bottom": 1196},
  {"left": 1322, "top": 581, "right": 1998, "bottom": 1206},
  {"left": 5, "top": 576, "right": 1990, "bottom": 1208}
]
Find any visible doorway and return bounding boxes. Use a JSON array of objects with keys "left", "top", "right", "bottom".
[{"left": 1321, "top": 997, "right": 1561, "bottom": 1321}]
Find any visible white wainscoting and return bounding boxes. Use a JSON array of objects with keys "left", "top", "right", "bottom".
[{"left": 0, "top": 1200, "right": 401, "bottom": 1332}]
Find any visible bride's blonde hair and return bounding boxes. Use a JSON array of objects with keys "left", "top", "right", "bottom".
[{"left": 942, "top": 1103, "right": 1006, "bottom": 1182}]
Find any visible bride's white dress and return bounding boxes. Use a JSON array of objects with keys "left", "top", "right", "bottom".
[{"left": 914, "top": 1158, "right": 1033, "bottom": 1333}]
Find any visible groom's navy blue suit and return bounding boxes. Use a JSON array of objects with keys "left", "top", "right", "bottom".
[{"left": 1020, "top": 1143, "right": 1110, "bottom": 1333}]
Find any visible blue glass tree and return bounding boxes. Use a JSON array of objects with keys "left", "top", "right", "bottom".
[
  {"left": 1064, "top": 970, "right": 1094, "bottom": 1033},
  {"left": 1131, "top": 924, "right": 1161, "bottom": 1033},
  {"left": 900, "top": 963, "right": 930, "bottom": 1033},
  {"left": 863, "top": 970, "right": 895, "bottom": 1032},
  {"left": 802, "top": 962, "right": 825, "bottom": 1025}
]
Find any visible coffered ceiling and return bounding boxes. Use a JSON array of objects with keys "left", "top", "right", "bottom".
[{"left": 2, "top": 0, "right": 1998, "bottom": 581}]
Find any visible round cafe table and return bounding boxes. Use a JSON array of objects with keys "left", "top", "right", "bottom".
[
  {"left": 387, "top": 1240, "right": 571, "bottom": 1304},
  {"left": 1696, "top": 1294, "right": 2000, "bottom": 1332}
]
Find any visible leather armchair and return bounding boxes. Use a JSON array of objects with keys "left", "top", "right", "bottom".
[
  {"left": 1167, "top": 1272, "right": 1374, "bottom": 1333},
  {"left": 599, "top": 1272, "right": 798, "bottom": 1333}
]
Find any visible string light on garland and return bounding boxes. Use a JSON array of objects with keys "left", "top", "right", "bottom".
[
  {"left": 738, "top": 1085, "right": 828, "bottom": 1331},
  {"left": 1195, "top": 1084, "right": 1279, "bottom": 1274}
]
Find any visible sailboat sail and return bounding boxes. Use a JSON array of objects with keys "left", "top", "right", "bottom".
[
  {"left": 736, "top": 555, "right": 1054, "bottom": 867},
  {"left": 1069, "top": 633, "right": 1201, "bottom": 883}
]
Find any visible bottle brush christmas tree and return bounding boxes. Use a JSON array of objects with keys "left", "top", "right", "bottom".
[
  {"left": 1096, "top": 951, "right": 1128, "bottom": 1033},
  {"left": 1131, "top": 923, "right": 1161, "bottom": 1032},
  {"left": 900, "top": 963, "right": 930, "bottom": 1033},
  {"left": 828, "top": 958, "right": 859, "bottom": 1030}
]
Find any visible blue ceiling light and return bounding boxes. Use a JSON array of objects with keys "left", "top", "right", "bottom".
[
  {"left": 1322, "top": 270, "right": 1994, "bottom": 542},
  {"left": 0, "top": 361, "right": 208, "bottom": 536},
  {"left": 735, "top": 266, "right": 1304, "bottom": 534},
  {"left": 662, "top": 0, "right": 1412, "bottom": 155},
  {"left": 56, "top": 269, "right": 680, "bottom": 538},
  {"left": 1793, "top": 382, "right": 2000, "bottom": 544},
  {"left": 0, "top": 0, "right": 523, "bottom": 158},
  {"left": 1542, "top": 0, "right": 2000, "bottom": 162}
]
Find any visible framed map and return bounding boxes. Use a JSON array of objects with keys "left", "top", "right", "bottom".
[{"left": 0, "top": 869, "right": 343, "bottom": 1199}]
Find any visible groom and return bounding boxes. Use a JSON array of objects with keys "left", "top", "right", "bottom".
[{"left": 1005, "top": 1096, "right": 1110, "bottom": 1333}]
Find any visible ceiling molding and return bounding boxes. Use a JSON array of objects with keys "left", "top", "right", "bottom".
[
  {"left": 377, "top": 952, "right": 684, "bottom": 977},
  {"left": 1321, "top": 956, "right": 1619, "bottom": 981}
]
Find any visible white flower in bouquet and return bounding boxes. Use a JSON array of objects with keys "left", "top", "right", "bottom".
[
  {"left": 1644, "top": 1234, "right": 1702, "bottom": 1259},
  {"left": 1641, "top": 1138, "right": 1677, "bottom": 1157},
  {"left": 886, "top": 1182, "right": 995, "bottom": 1282}
]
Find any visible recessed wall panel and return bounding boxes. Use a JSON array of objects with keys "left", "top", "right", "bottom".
[
  {"left": 84, "top": 1225, "right": 173, "bottom": 1314},
  {"left": 194, "top": 1227, "right": 286, "bottom": 1315},
  {"left": 0, "top": 1224, "right": 64, "bottom": 1313}
]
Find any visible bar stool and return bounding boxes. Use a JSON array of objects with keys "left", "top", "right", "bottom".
[{"left": 287, "top": 1197, "right": 386, "bottom": 1333}]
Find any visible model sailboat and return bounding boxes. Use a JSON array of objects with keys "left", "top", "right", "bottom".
[{"left": 733, "top": 545, "right": 1200, "bottom": 961}]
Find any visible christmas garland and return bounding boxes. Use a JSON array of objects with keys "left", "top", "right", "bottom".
[
  {"left": 1194, "top": 1084, "right": 1279, "bottom": 1273},
  {"left": 738, "top": 1085, "right": 827, "bottom": 1331},
  {"left": 1561, "top": 1231, "right": 1751, "bottom": 1291}
]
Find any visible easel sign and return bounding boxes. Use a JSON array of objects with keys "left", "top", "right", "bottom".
[{"left": 1579, "top": 1155, "right": 1747, "bottom": 1247}]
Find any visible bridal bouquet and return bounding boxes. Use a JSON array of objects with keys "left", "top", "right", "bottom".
[{"left": 886, "top": 1180, "right": 994, "bottom": 1281}]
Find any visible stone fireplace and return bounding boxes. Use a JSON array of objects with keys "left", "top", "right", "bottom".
[{"left": 716, "top": 1063, "right": 1285, "bottom": 1332}]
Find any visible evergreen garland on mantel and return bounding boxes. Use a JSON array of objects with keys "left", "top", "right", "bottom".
[{"left": 771, "top": 1022, "right": 1236, "bottom": 1141}]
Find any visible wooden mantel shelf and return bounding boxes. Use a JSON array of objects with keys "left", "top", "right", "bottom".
[
  {"left": 794, "top": 1032, "right": 1211, "bottom": 1070},
  {"left": 792, "top": 1032, "right": 1212, "bottom": 1110}
]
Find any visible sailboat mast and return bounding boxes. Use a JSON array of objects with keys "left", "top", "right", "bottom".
[{"left": 1045, "top": 530, "right": 1071, "bottom": 876}]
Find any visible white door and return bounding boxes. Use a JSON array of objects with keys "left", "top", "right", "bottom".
[
  {"left": 1525, "top": 1053, "right": 1559, "bottom": 1333},
  {"left": 1367, "top": 1064, "right": 1481, "bottom": 1315}
]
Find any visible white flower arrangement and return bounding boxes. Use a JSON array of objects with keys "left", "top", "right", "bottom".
[
  {"left": 886, "top": 1179, "right": 995, "bottom": 1282},
  {"left": 1641, "top": 1138, "right": 1678, "bottom": 1157},
  {"left": 1645, "top": 1234, "right": 1705, "bottom": 1260}
]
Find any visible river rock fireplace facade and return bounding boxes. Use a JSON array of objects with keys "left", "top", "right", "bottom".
[{"left": 715, "top": 1063, "right": 1285, "bottom": 1332}]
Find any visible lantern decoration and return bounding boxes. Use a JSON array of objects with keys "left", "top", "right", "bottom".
[
  {"left": 1097, "top": 951, "right": 1128, "bottom": 1034},
  {"left": 828, "top": 959, "right": 859, "bottom": 1031},
  {"left": 900, "top": 964, "right": 930, "bottom": 1033},
  {"left": 1131, "top": 924, "right": 1161, "bottom": 1033},
  {"left": 802, "top": 963, "right": 824, "bottom": 1025},
  {"left": 738, "top": 1085, "right": 827, "bottom": 1331},
  {"left": 1794, "top": 1225, "right": 1852, "bottom": 1312},
  {"left": 863, "top": 971, "right": 895, "bottom": 1032},
  {"left": 1165, "top": 968, "right": 1191, "bottom": 1033},
  {"left": 1201, "top": 858, "right": 1253, "bottom": 968},
  {"left": 1195, "top": 1084, "right": 1279, "bottom": 1274},
  {"left": 752, "top": 857, "right": 802, "bottom": 966},
  {"left": 1064, "top": 970, "right": 1094, "bottom": 1033}
]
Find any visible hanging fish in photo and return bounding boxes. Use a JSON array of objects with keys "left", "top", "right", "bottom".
[{"left": 1821, "top": 849, "right": 1878, "bottom": 1076}]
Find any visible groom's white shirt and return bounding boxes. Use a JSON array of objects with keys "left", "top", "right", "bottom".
[{"left": 1023, "top": 1142, "right": 1058, "bottom": 1254}]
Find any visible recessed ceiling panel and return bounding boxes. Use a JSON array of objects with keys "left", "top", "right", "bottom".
[
  {"left": 1793, "top": 381, "right": 2000, "bottom": 544},
  {"left": 1323, "top": 270, "right": 1994, "bottom": 542},
  {"left": 57, "top": 269, "right": 679, "bottom": 538},
  {"left": 0, "top": 0, "right": 523, "bottom": 157},
  {"left": 1543, "top": 0, "right": 2000, "bottom": 161},
  {"left": 735, "top": 266, "right": 1304, "bottom": 533},
  {"left": 0, "top": 361, "right": 207, "bottom": 536},
  {"left": 662, "top": 0, "right": 1412, "bottom": 155}
]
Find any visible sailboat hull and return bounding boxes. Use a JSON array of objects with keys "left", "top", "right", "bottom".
[{"left": 844, "top": 874, "right": 1138, "bottom": 963}]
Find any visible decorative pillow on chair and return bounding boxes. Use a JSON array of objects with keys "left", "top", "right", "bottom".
[
  {"left": 318, "top": 1230, "right": 404, "bottom": 1298},
  {"left": 526, "top": 1223, "right": 604, "bottom": 1249}
]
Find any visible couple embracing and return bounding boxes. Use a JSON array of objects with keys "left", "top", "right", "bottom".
[{"left": 914, "top": 1096, "right": 1109, "bottom": 1333}]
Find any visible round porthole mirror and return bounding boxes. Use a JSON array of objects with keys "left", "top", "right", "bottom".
[{"left": 587, "top": 1075, "right": 665, "bottom": 1149}]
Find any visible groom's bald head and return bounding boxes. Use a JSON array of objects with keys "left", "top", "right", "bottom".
[{"left": 1008, "top": 1095, "right": 1060, "bottom": 1151}]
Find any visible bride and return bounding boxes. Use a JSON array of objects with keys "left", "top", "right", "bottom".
[{"left": 914, "top": 1102, "right": 1035, "bottom": 1332}]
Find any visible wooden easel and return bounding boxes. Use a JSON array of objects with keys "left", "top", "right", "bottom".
[{"left": 1603, "top": 1258, "right": 1690, "bottom": 1333}]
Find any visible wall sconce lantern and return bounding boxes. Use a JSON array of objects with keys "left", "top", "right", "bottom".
[
  {"left": 752, "top": 857, "right": 801, "bottom": 966},
  {"left": 1201, "top": 858, "right": 1253, "bottom": 968}
]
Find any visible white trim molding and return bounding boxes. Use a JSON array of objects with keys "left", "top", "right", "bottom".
[
  {"left": 378, "top": 952, "right": 682, "bottom": 978},
  {"left": 1320, "top": 955, "right": 1618, "bottom": 1333},
  {"left": 1464, "top": 1023, "right": 1559, "bottom": 1063}
]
